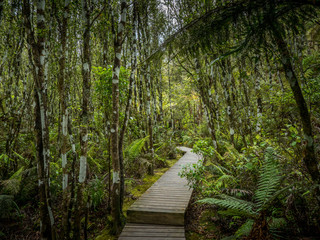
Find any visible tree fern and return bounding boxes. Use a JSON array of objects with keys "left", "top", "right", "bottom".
[{"left": 198, "top": 147, "right": 288, "bottom": 238}]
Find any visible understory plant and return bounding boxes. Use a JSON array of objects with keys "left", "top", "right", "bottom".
[{"left": 198, "top": 147, "right": 290, "bottom": 239}]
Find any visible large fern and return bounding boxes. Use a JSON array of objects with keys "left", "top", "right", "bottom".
[
  {"left": 198, "top": 147, "right": 288, "bottom": 239},
  {"left": 124, "top": 136, "right": 149, "bottom": 160},
  {"left": 0, "top": 167, "right": 24, "bottom": 195},
  {"left": 199, "top": 194, "right": 257, "bottom": 218},
  {"left": 255, "top": 147, "right": 281, "bottom": 209}
]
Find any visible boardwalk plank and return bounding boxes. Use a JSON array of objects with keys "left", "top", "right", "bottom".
[{"left": 119, "top": 147, "right": 200, "bottom": 239}]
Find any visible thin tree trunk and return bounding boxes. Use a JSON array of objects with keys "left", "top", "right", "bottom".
[
  {"left": 23, "top": 1, "right": 56, "bottom": 239},
  {"left": 220, "top": 62, "right": 235, "bottom": 145},
  {"left": 157, "top": 66, "right": 163, "bottom": 122},
  {"left": 146, "top": 63, "right": 154, "bottom": 175},
  {"left": 119, "top": 1, "right": 137, "bottom": 210},
  {"left": 111, "top": 0, "right": 127, "bottom": 234},
  {"left": 57, "top": 1, "right": 71, "bottom": 238},
  {"left": 74, "top": 0, "right": 91, "bottom": 238}
]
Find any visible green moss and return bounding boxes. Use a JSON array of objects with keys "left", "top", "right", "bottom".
[
  {"left": 95, "top": 228, "right": 116, "bottom": 240},
  {"left": 95, "top": 158, "right": 178, "bottom": 240},
  {"left": 186, "top": 232, "right": 207, "bottom": 240},
  {"left": 123, "top": 158, "right": 178, "bottom": 213}
]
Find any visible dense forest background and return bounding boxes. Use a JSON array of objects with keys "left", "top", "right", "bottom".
[{"left": 0, "top": 0, "right": 320, "bottom": 239}]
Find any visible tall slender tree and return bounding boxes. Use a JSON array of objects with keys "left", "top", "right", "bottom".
[
  {"left": 23, "top": 0, "right": 56, "bottom": 239},
  {"left": 74, "top": 0, "right": 92, "bottom": 238},
  {"left": 119, "top": 0, "right": 137, "bottom": 210},
  {"left": 111, "top": 0, "right": 127, "bottom": 234}
]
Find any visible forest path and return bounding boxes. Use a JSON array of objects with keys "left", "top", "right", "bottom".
[{"left": 118, "top": 146, "right": 200, "bottom": 240}]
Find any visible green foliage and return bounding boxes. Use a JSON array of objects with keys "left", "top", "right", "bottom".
[
  {"left": 0, "top": 195, "right": 21, "bottom": 219},
  {"left": 179, "top": 160, "right": 206, "bottom": 190},
  {"left": 87, "top": 177, "right": 106, "bottom": 210},
  {"left": 93, "top": 65, "right": 130, "bottom": 108},
  {"left": 234, "top": 219, "right": 254, "bottom": 238},
  {"left": 124, "top": 136, "right": 149, "bottom": 160},
  {"left": 16, "top": 167, "right": 38, "bottom": 204},
  {"left": 197, "top": 147, "right": 289, "bottom": 238},
  {"left": 192, "top": 139, "right": 215, "bottom": 159},
  {"left": 255, "top": 147, "right": 282, "bottom": 209},
  {"left": 0, "top": 167, "right": 24, "bottom": 195},
  {"left": 199, "top": 195, "right": 256, "bottom": 218}
]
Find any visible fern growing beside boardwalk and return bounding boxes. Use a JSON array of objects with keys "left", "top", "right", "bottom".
[
  {"left": 124, "top": 136, "right": 149, "bottom": 160},
  {"left": 198, "top": 147, "right": 290, "bottom": 239}
]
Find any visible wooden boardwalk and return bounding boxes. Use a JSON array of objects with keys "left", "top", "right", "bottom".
[{"left": 119, "top": 147, "right": 200, "bottom": 240}]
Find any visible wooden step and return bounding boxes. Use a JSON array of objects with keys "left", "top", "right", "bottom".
[
  {"left": 119, "top": 147, "right": 200, "bottom": 239},
  {"left": 118, "top": 223, "right": 185, "bottom": 240}
]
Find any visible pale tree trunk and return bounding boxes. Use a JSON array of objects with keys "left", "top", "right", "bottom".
[
  {"left": 138, "top": 71, "right": 143, "bottom": 113},
  {"left": 272, "top": 24, "right": 320, "bottom": 204},
  {"left": 141, "top": 12, "right": 154, "bottom": 174},
  {"left": 255, "top": 75, "right": 262, "bottom": 132},
  {"left": 56, "top": 1, "right": 71, "bottom": 238},
  {"left": 67, "top": 112, "right": 77, "bottom": 237},
  {"left": 111, "top": 0, "right": 127, "bottom": 234},
  {"left": 239, "top": 61, "right": 253, "bottom": 145},
  {"left": 74, "top": 0, "right": 91, "bottom": 238},
  {"left": 119, "top": 1, "right": 137, "bottom": 210},
  {"left": 168, "top": 55, "right": 174, "bottom": 130},
  {"left": 195, "top": 57, "right": 218, "bottom": 150},
  {"left": 146, "top": 63, "right": 154, "bottom": 174},
  {"left": 220, "top": 62, "right": 235, "bottom": 145},
  {"left": 23, "top": 0, "right": 55, "bottom": 239},
  {"left": 213, "top": 67, "right": 220, "bottom": 131},
  {"left": 152, "top": 74, "right": 158, "bottom": 125},
  {"left": 253, "top": 60, "right": 263, "bottom": 133},
  {"left": 157, "top": 65, "right": 164, "bottom": 122}
]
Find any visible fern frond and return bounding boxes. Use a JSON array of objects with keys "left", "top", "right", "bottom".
[
  {"left": 10, "top": 167, "right": 24, "bottom": 180},
  {"left": 218, "top": 209, "right": 255, "bottom": 218},
  {"left": 269, "top": 217, "right": 287, "bottom": 229},
  {"left": 215, "top": 174, "right": 237, "bottom": 189},
  {"left": 213, "top": 149, "right": 224, "bottom": 162},
  {"left": 258, "top": 185, "right": 292, "bottom": 212},
  {"left": 125, "top": 136, "right": 149, "bottom": 160},
  {"left": 224, "top": 188, "right": 254, "bottom": 197},
  {"left": 198, "top": 195, "right": 256, "bottom": 217},
  {"left": 1, "top": 167, "right": 24, "bottom": 195},
  {"left": 1, "top": 179, "right": 20, "bottom": 195},
  {"left": 235, "top": 219, "right": 254, "bottom": 238},
  {"left": 255, "top": 147, "right": 281, "bottom": 208}
]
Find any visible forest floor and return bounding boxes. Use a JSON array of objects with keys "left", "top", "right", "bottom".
[
  {"left": 185, "top": 191, "right": 243, "bottom": 240},
  {"left": 185, "top": 191, "right": 221, "bottom": 240}
]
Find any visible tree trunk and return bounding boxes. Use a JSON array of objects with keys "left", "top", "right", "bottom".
[
  {"left": 23, "top": 1, "right": 56, "bottom": 239},
  {"left": 195, "top": 57, "right": 218, "bottom": 150},
  {"left": 74, "top": 0, "right": 91, "bottom": 238},
  {"left": 111, "top": 0, "right": 127, "bottom": 234},
  {"left": 57, "top": 1, "right": 71, "bottom": 238},
  {"left": 220, "top": 62, "right": 235, "bottom": 145},
  {"left": 272, "top": 24, "right": 320, "bottom": 202},
  {"left": 119, "top": 1, "right": 137, "bottom": 210},
  {"left": 146, "top": 63, "right": 154, "bottom": 175}
]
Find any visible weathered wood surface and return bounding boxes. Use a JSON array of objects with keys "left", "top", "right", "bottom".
[
  {"left": 119, "top": 147, "right": 200, "bottom": 240},
  {"left": 118, "top": 223, "right": 185, "bottom": 240}
]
